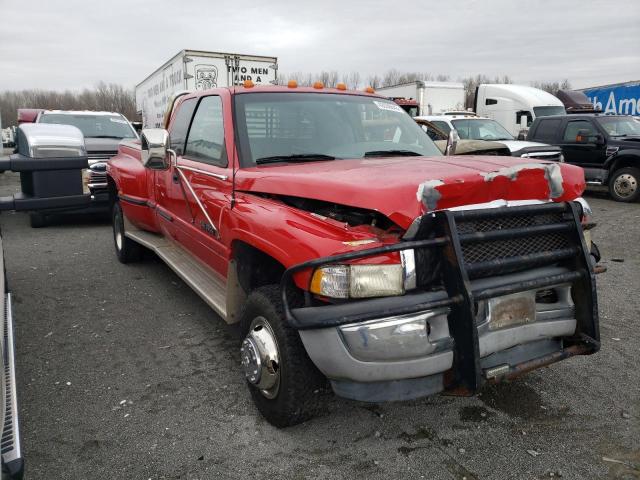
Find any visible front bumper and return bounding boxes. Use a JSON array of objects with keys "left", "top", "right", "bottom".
[{"left": 282, "top": 202, "right": 599, "bottom": 402}]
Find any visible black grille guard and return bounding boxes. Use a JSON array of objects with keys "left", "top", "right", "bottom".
[{"left": 280, "top": 202, "right": 600, "bottom": 390}]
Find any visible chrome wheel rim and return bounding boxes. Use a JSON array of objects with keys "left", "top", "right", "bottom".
[
  {"left": 241, "top": 316, "right": 280, "bottom": 399},
  {"left": 614, "top": 173, "right": 637, "bottom": 198}
]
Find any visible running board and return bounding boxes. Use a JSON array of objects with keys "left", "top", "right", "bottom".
[{"left": 124, "top": 220, "right": 228, "bottom": 321}]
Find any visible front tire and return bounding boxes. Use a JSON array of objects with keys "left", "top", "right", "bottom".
[
  {"left": 240, "top": 285, "right": 325, "bottom": 427},
  {"left": 608, "top": 167, "right": 640, "bottom": 202},
  {"left": 112, "top": 200, "right": 143, "bottom": 263}
]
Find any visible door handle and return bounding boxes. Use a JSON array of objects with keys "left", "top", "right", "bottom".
[{"left": 172, "top": 171, "right": 179, "bottom": 183}]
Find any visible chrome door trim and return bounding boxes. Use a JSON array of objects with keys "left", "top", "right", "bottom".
[
  {"left": 175, "top": 168, "right": 220, "bottom": 238},
  {"left": 177, "top": 164, "right": 228, "bottom": 181}
]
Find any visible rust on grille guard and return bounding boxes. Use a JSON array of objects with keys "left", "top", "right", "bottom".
[{"left": 280, "top": 201, "right": 600, "bottom": 392}]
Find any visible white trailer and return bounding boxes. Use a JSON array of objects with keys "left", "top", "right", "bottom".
[
  {"left": 376, "top": 81, "right": 466, "bottom": 117},
  {"left": 136, "top": 49, "right": 278, "bottom": 128}
]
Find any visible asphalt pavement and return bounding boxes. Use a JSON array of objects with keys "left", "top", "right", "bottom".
[{"left": 0, "top": 161, "right": 638, "bottom": 479}]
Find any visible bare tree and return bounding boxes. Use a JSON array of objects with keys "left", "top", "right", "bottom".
[
  {"left": 0, "top": 83, "right": 138, "bottom": 127},
  {"left": 530, "top": 79, "right": 571, "bottom": 96}
]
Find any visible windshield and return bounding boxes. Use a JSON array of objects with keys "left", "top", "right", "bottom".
[
  {"left": 596, "top": 116, "right": 640, "bottom": 137},
  {"left": 451, "top": 118, "right": 513, "bottom": 141},
  {"left": 533, "top": 106, "right": 566, "bottom": 118},
  {"left": 234, "top": 93, "right": 442, "bottom": 166},
  {"left": 38, "top": 113, "right": 137, "bottom": 139}
]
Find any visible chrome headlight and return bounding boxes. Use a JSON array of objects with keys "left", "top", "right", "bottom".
[{"left": 310, "top": 264, "right": 405, "bottom": 299}]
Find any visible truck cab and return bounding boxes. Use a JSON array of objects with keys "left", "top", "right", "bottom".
[
  {"left": 106, "top": 84, "right": 600, "bottom": 427},
  {"left": 528, "top": 113, "right": 640, "bottom": 202},
  {"left": 475, "top": 84, "right": 566, "bottom": 138}
]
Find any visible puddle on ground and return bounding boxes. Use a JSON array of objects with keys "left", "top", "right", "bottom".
[{"left": 478, "top": 381, "right": 545, "bottom": 419}]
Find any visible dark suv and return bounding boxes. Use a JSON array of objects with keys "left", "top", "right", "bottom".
[{"left": 528, "top": 114, "right": 640, "bottom": 202}]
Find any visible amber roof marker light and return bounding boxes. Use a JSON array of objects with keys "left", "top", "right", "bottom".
[
  {"left": 287, "top": 80, "right": 298, "bottom": 88},
  {"left": 243, "top": 79, "right": 255, "bottom": 88},
  {"left": 336, "top": 83, "right": 347, "bottom": 91},
  {"left": 364, "top": 86, "right": 375, "bottom": 94},
  {"left": 313, "top": 81, "right": 324, "bottom": 89}
]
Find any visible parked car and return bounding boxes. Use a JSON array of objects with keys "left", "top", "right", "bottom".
[
  {"left": 418, "top": 114, "right": 564, "bottom": 161},
  {"left": 414, "top": 118, "right": 511, "bottom": 156},
  {"left": 528, "top": 114, "right": 640, "bottom": 202},
  {"left": 17, "top": 109, "right": 139, "bottom": 226},
  {"left": 107, "top": 83, "right": 600, "bottom": 427}
]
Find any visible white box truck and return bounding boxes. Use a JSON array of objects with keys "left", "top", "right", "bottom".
[
  {"left": 474, "top": 84, "right": 566, "bottom": 137},
  {"left": 376, "top": 81, "right": 466, "bottom": 117},
  {"left": 136, "top": 49, "right": 278, "bottom": 128}
]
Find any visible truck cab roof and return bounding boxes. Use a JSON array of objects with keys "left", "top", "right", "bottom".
[{"left": 479, "top": 84, "right": 565, "bottom": 107}]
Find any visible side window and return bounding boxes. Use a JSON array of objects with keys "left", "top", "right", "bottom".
[
  {"left": 451, "top": 119, "right": 470, "bottom": 139},
  {"left": 533, "top": 119, "right": 562, "bottom": 142},
  {"left": 516, "top": 110, "right": 533, "bottom": 128},
  {"left": 563, "top": 120, "right": 597, "bottom": 142},
  {"left": 169, "top": 98, "right": 197, "bottom": 155},
  {"left": 485, "top": 98, "right": 498, "bottom": 105},
  {"left": 432, "top": 121, "right": 451, "bottom": 134},
  {"left": 184, "top": 96, "right": 226, "bottom": 167}
]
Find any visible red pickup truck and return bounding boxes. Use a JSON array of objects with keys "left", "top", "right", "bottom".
[{"left": 106, "top": 84, "right": 600, "bottom": 427}]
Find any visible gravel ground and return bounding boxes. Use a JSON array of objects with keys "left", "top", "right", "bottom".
[{"left": 0, "top": 161, "right": 638, "bottom": 479}]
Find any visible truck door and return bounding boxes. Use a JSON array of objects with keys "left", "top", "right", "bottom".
[
  {"left": 558, "top": 119, "right": 605, "bottom": 168},
  {"left": 169, "top": 94, "right": 232, "bottom": 277},
  {"left": 155, "top": 97, "right": 198, "bottom": 241}
]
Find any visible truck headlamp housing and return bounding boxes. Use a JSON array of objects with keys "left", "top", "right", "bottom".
[{"left": 310, "top": 264, "right": 405, "bottom": 299}]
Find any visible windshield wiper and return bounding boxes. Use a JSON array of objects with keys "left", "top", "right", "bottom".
[
  {"left": 255, "top": 154, "right": 336, "bottom": 165},
  {"left": 363, "top": 150, "right": 421, "bottom": 157}
]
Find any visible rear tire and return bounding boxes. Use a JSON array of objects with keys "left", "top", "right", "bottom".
[
  {"left": 112, "top": 200, "right": 143, "bottom": 263},
  {"left": 240, "top": 285, "right": 326, "bottom": 427},
  {"left": 608, "top": 167, "right": 640, "bottom": 202},
  {"left": 29, "top": 212, "right": 48, "bottom": 228}
]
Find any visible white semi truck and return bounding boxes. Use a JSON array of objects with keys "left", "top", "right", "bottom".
[
  {"left": 377, "top": 81, "right": 466, "bottom": 117},
  {"left": 474, "top": 84, "right": 566, "bottom": 137},
  {"left": 135, "top": 49, "right": 278, "bottom": 128}
]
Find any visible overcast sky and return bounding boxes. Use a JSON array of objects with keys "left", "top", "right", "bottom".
[{"left": 1, "top": 0, "right": 638, "bottom": 92}]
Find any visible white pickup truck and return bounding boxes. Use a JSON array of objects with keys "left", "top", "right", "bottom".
[{"left": 418, "top": 114, "right": 564, "bottom": 162}]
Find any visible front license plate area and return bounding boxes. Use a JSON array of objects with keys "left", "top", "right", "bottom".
[{"left": 487, "top": 292, "right": 536, "bottom": 330}]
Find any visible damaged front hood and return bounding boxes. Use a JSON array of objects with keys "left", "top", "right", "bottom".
[{"left": 235, "top": 156, "right": 585, "bottom": 229}]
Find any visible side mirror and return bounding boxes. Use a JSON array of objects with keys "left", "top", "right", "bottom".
[
  {"left": 445, "top": 129, "right": 460, "bottom": 156},
  {"left": 595, "top": 133, "right": 605, "bottom": 146},
  {"left": 141, "top": 129, "right": 172, "bottom": 169},
  {"left": 575, "top": 129, "right": 591, "bottom": 143}
]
